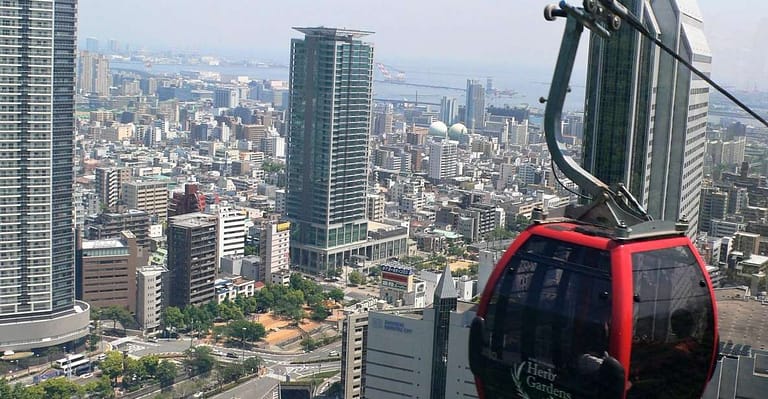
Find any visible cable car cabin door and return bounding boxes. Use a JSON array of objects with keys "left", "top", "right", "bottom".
[
  {"left": 622, "top": 237, "right": 718, "bottom": 399},
  {"left": 478, "top": 234, "right": 619, "bottom": 399}
]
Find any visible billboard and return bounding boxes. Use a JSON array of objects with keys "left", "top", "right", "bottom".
[{"left": 276, "top": 222, "right": 291, "bottom": 232}]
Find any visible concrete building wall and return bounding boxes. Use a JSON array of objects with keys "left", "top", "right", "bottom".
[{"left": 137, "top": 266, "right": 165, "bottom": 331}]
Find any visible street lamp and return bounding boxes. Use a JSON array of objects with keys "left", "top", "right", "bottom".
[{"left": 241, "top": 327, "right": 247, "bottom": 363}]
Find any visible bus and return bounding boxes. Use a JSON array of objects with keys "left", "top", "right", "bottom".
[{"left": 53, "top": 354, "right": 91, "bottom": 374}]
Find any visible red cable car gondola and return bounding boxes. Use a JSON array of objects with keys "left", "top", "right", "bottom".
[{"left": 468, "top": 2, "right": 720, "bottom": 398}]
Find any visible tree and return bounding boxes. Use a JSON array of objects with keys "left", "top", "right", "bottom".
[
  {"left": 301, "top": 337, "right": 319, "bottom": 352},
  {"left": 156, "top": 361, "right": 177, "bottom": 388},
  {"left": 98, "top": 306, "right": 133, "bottom": 331},
  {"left": 122, "top": 356, "right": 145, "bottom": 389},
  {"left": 161, "top": 306, "right": 184, "bottom": 331},
  {"left": 84, "top": 376, "right": 114, "bottom": 398},
  {"left": 261, "top": 160, "right": 284, "bottom": 173},
  {"left": 311, "top": 303, "right": 331, "bottom": 321},
  {"left": 348, "top": 271, "right": 364, "bottom": 286},
  {"left": 218, "top": 302, "right": 244, "bottom": 322},
  {"left": 244, "top": 244, "right": 258, "bottom": 256},
  {"left": 217, "top": 363, "right": 243, "bottom": 384},
  {"left": 447, "top": 244, "right": 466, "bottom": 257},
  {"left": 328, "top": 288, "right": 344, "bottom": 302},
  {"left": 100, "top": 351, "right": 125, "bottom": 384},
  {"left": 139, "top": 355, "right": 160, "bottom": 378},
  {"left": 37, "top": 377, "right": 82, "bottom": 399},
  {"left": 242, "top": 357, "right": 262, "bottom": 374},
  {"left": 185, "top": 346, "right": 216, "bottom": 375},
  {"left": 226, "top": 319, "right": 266, "bottom": 342}
]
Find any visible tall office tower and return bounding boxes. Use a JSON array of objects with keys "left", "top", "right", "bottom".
[
  {"left": 439, "top": 96, "right": 458, "bottom": 125},
  {"left": 77, "top": 51, "right": 110, "bottom": 96},
  {"left": 0, "top": 0, "right": 91, "bottom": 352},
  {"left": 286, "top": 27, "right": 374, "bottom": 274},
  {"left": 167, "top": 213, "right": 217, "bottom": 307},
  {"left": 582, "top": 0, "right": 710, "bottom": 235},
  {"left": 77, "top": 51, "right": 95, "bottom": 93},
  {"left": 95, "top": 167, "right": 130, "bottom": 210},
  {"left": 122, "top": 180, "right": 169, "bottom": 221},
  {"left": 94, "top": 54, "right": 110, "bottom": 96},
  {"left": 215, "top": 207, "right": 247, "bottom": 269},
  {"left": 428, "top": 139, "right": 458, "bottom": 182},
  {"left": 465, "top": 79, "right": 485, "bottom": 133}
]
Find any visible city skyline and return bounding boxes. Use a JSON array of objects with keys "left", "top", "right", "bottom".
[{"left": 77, "top": 0, "right": 768, "bottom": 90}]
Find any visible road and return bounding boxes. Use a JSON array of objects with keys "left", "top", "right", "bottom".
[{"left": 210, "top": 377, "right": 281, "bottom": 399}]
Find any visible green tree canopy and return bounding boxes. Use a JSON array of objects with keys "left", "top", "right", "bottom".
[
  {"left": 310, "top": 303, "right": 331, "bottom": 321},
  {"left": 348, "top": 271, "right": 364, "bottom": 286},
  {"left": 185, "top": 346, "right": 216, "bottom": 375},
  {"left": 161, "top": 306, "right": 184, "bottom": 331},
  {"left": 328, "top": 288, "right": 345, "bottom": 302},
  {"left": 100, "top": 351, "right": 125, "bottom": 384},
  {"left": 226, "top": 319, "right": 266, "bottom": 342},
  {"left": 156, "top": 360, "right": 178, "bottom": 388}
]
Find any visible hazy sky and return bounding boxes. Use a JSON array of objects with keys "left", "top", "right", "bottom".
[{"left": 78, "top": 0, "right": 768, "bottom": 89}]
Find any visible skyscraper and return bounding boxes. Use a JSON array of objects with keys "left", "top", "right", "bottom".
[
  {"left": 465, "top": 79, "right": 485, "bottom": 133},
  {"left": 439, "top": 96, "right": 458, "bottom": 125},
  {"left": 286, "top": 27, "right": 374, "bottom": 274},
  {"left": 582, "top": 0, "right": 710, "bottom": 235},
  {"left": 77, "top": 50, "right": 110, "bottom": 96},
  {"left": 0, "top": 0, "right": 91, "bottom": 352}
]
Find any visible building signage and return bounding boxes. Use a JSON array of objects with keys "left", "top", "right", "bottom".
[
  {"left": 511, "top": 360, "right": 572, "bottom": 399},
  {"left": 381, "top": 264, "right": 413, "bottom": 276},
  {"left": 381, "top": 279, "right": 407, "bottom": 290},
  {"left": 276, "top": 222, "right": 291, "bottom": 232},
  {"left": 382, "top": 272, "right": 409, "bottom": 284},
  {"left": 370, "top": 317, "right": 412, "bottom": 334}
]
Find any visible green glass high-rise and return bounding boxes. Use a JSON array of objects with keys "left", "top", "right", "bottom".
[
  {"left": 286, "top": 27, "right": 374, "bottom": 274},
  {"left": 582, "top": 0, "right": 711, "bottom": 236}
]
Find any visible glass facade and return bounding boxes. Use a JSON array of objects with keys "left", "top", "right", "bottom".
[
  {"left": 286, "top": 28, "right": 374, "bottom": 273},
  {"left": 583, "top": 0, "right": 710, "bottom": 237},
  {"left": 583, "top": 0, "right": 657, "bottom": 205}
]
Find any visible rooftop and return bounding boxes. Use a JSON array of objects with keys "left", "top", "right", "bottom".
[
  {"left": 169, "top": 212, "right": 216, "bottom": 228},
  {"left": 81, "top": 239, "right": 126, "bottom": 250},
  {"left": 716, "top": 288, "right": 768, "bottom": 351},
  {"left": 293, "top": 26, "right": 373, "bottom": 39}
]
